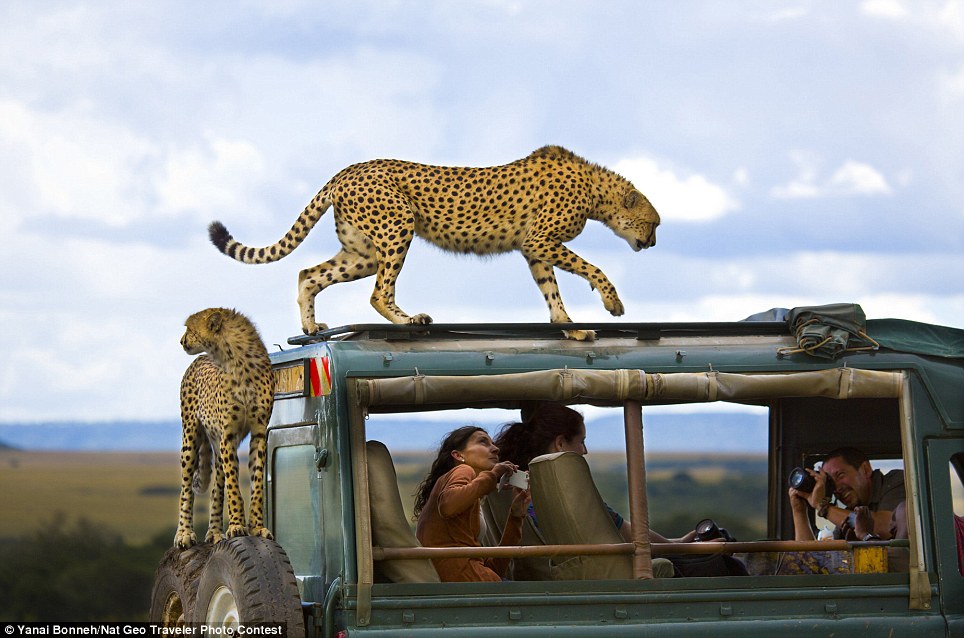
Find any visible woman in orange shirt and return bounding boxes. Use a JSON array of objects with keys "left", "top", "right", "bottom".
[{"left": 414, "top": 426, "right": 530, "bottom": 582}]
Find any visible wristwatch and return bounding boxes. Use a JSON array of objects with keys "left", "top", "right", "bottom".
[
  {"left": 862, "top": 533, "right": 881, "bottom": 541},
  {"left": 816, "top": 498, "right": 830, "bottom": 519}
]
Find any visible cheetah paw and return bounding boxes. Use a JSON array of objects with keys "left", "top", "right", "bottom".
[
  {"left": 604, "top": 297, "right": 625, "bottom": 317},
  {"left": 564, "top": 329, "right": 596, "bottom": 342},
  {"left": 174, "top": 529, "right": 197, "bottom": 549},
  {"left": 225, "top": 524, "right": 249, "bottom": 539},
  {"left": 302, "top": 321, "right": 330, "bottom": 335},
  {"left": 205, "top": 528, "right": 225, "bottom": 545},
  {"left": 408, "top": 313, "right": 433, "bottom": 325},
  {"left": 249, "top": 526, "right": 274, "bottom": 540}
]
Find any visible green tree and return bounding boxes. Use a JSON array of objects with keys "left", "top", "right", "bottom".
[{"left": 0, "top": 514, "right": 171, "bottom": 621}]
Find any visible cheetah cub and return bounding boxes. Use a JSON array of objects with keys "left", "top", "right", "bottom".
[{"left": 174, "top": 307, "right": 274, "bottom": 548}]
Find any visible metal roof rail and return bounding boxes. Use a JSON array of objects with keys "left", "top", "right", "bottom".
[{"left": 285, "top": 321, "right": 790, "bottom": 346}]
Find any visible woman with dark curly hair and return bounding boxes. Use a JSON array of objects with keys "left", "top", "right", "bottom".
[{"left": 414, "top": 425, "right": 530, "bottom": 582}]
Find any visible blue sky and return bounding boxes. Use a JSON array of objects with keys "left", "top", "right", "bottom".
[{"left": 1, "top": 1, "right": 962, "bottom": 423}]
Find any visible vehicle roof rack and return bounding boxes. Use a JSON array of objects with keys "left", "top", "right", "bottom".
[{"left": 286, "top": 321, "right": 790, "bottom": 346}]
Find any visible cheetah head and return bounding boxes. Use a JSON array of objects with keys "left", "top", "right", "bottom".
[
  {"left": 181, "top": 308, "right": 228, "bottom": 356},
  {"left": 612, "top": 190, "right": 660, "bottom": 252}
]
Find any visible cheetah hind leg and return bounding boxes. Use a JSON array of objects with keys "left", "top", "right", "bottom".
[
  {"left": 204, "top": 456, "right": 226, "bottom": 544},
  {"left": 298, "top": 244, "right": 381, "bottom": 334},
  {"left": 175, "top": 416, "right": 201, "bottom": 548}
]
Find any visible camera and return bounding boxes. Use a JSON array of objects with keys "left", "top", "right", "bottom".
[
  {"left": 498, "top": 470, "right": 529, "bottom": 490},
  {"left": 787, "top": 466, "right": 835, "bottom": 497},
  {"left": 694, "top": 518, "right": 736, "bottom": 542}
]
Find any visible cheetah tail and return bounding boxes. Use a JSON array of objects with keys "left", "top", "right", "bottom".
[
  {"left": 192, "top": 463, "right": 211, "bottom": 495},
  {"left": 208, "top": 190, "right": 332, "bottom": 265}
]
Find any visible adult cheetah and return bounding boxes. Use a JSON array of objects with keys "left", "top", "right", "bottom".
[
  {"left": 209, "top": 146, "right": 660, "bottom": 341},
  {"left": 174, "top": 307, "right": 274, "bottom": 548}
]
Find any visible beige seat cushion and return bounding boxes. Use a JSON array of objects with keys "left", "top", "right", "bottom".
[
  {"left": 528, "top": 451, "right": 633, "bottom": 580},
  {"left": 481, "top": 489, "right": 551, "bottom": 580},
  {"left": 366, "top": 440, "right": 439, "bottom": 583}
]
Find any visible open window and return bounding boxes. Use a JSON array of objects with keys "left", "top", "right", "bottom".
[{"left": 346, "top": 367, "right": 927, "bottom": 621}]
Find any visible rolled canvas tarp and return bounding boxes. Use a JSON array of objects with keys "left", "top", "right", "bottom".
[{"left": 354, "top": 367, "right": 902, "bottom": 410}]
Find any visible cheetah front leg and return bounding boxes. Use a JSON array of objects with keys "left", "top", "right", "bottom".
[
  {"left": 525, "top": 258, "right": 595, "bottom": 342},
  {"left": 246, "top": 415, "right": 272, "bottom": 540},
  {"left": 218, "top": 428, "right": 249, "bottom": 540},
  {"left": 522, "top": 235, "right": 625, "bottom": 339},
  {"left": 369, "top": 237, "right": 432, "bottom": 326}
]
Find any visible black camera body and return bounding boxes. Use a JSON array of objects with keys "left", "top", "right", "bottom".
[
  {"left": 694, "top": 518, "right": 737, "bottom": 543},
  {"left": 788, "top": 466, "right": 835, "bottom": 498}
]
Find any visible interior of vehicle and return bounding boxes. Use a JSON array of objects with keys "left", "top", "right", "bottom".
[{"left": 350, "top": 367, "right": 924, "bottom": 593}]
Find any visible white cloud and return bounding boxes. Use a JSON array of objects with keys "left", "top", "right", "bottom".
[
  {"left": 0, "top": 99, "right": 283, "bottom": 231},
  {"left": 829, "top": 160, "right": 893, "bottom": 195},
  {"left": 860, "top": 0, "right": 910, "bottom": 19},
  {"left": 858, "top": 0, "right": 964, "bottom": 41},
  {"left": 613, "top": 156, "right": 739, "bottom": 223},
  {"left": 759, "top": 6, "right": 810, "bottom": 22},
  {"left": 939, "top": 63, "right": 964, "bottom": 102},
  {"left": 156, "top": 135, "right": 268, "bottom": 220},
  {"left": 771, "top": 152, "right": 893, "bottom": 199},
  {"left": 938, "top": 0, "right": 964, "bottom": 41},
  {"left": 0, "top": 100, "right": 157, "bottom": 227}
]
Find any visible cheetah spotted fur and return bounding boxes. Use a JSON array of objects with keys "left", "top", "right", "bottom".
[
  {"left": 174, "top": 308, "right": 274, "bottom": 548},
  {"left": 209, "top": 146, "right": 660, "bottom": 341}
]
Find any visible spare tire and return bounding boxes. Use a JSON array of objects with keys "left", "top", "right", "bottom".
[
  {"left": 149, "top": 543, "right": 214, "bottom": 625},
  {"left": 193, "top": 536, "right": 304, "bottom": 637}
]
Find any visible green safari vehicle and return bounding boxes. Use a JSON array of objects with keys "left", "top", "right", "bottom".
[{"left": 151, "top": 308, "right": 964, "bottom": 637}]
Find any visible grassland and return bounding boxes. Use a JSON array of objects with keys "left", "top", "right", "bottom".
[
  {"left": 1, "top": 448, "right": 774, "bottom": 544},
  {"left": 0, "top": 450, "right": 217, "bottom": 544}
]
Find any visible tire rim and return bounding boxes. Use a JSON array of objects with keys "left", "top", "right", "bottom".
[
  {"left": 161, "top": 592, "right": 184, "bottom": 626},
  {"left": 206, "top": 585, "right": 240, "bottom": 628}
]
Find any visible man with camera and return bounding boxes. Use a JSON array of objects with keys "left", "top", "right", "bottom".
[{"left": 788, "top": 447, "right": 905, "bottom": 541}]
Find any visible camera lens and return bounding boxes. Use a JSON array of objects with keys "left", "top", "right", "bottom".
[
  {"left": 695, "top": 518, "right": 721, "bottom": 542},
  {"left": 788, "top": 467, "right": 816, "bottom": 493}
]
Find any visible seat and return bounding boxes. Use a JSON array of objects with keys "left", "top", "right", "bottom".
[
  {"left": 366, "top": 440, "right": 440, "bottom": 583},
  {"left": 528, "top": 451, "right": 635, "bottom": 580},
  {"left": 481, "top": 488, "right": 551, "bottom": 580}
]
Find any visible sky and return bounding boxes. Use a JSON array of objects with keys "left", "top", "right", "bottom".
[{"left": 1, "top": 0, "right": 963, "bottom": 424}]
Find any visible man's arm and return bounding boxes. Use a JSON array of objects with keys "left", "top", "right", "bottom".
[{"left": 789, "top": 487, "right": 816, "bottom": 541}]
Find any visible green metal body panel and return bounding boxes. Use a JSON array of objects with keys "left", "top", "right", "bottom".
[{"left": 264, "top": 322, "right": 964, "bottom": 637}]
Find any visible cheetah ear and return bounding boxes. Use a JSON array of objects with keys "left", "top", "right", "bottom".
[
  {"left": 624, "top": 191, "right": 639, "bottom": 209},
  {"left": 207, "top": 311, "right": 224, "bottom": 333}
]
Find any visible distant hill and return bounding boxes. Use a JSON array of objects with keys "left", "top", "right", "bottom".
[
  {"left": 0, "top": 421, "right": 182, "bottom": 451},
  {"left": 0, "top": 412, "right": 768, "bottom": 453}
]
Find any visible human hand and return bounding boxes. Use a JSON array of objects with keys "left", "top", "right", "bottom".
[
  {"left": 491, "top": 461, "right": 519, "bottom": 480},
  {"left": 509, "top": 487, "right": 531, "bottom": 517},
  {"left": 788, "top": 486, "right": 809, "bottom": 514},
  {"left": 853, "top": 506, "right": 875, "bottom": 538},
  {"left": 803, "top": 468, "right": 830, "bottom": 510},
  {"left": 676, "top": 529, "right": 698, "bottom": 543}
]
